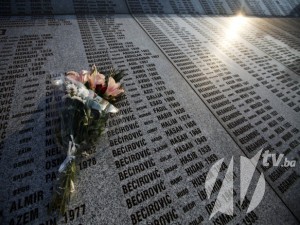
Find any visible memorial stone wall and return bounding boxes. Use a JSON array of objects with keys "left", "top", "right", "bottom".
[{"left": 0, "top": 1, "right": 300, "bottom": 225}]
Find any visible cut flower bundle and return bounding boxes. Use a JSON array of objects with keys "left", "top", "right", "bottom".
[{"left": 50, "top": 65, "right": 125, "bottom": 214}]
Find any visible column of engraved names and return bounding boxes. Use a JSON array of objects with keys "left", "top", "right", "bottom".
[
  {"left": 180, "top": 17, "right": 300, "bottom": 220},
  {"left": 181, "top": 16, "right": 300, "bottom": 169},
  {"left": 0, "top": 0, "right": 10, "bottom": 15},
  {"left": 124, "top": 56, "right": 227, "bottom": 225},
  {"left": 78, "top": 15, "right": 180, "bottom": 225},
  {"left": 0, "top": 35, "right": 17, "bottom": 163},
  {"left": 2, "top": 33, "right": 57, "bottom": 225},
  {"left": 182, "top": 16, "right": 300, "bottom": 113},
  {"left": 77, "top": 15, "right": 113, "bottom": 70},
  {"left": 76, "top": 15, "right": 158, "bottom": 224},
  {"left": 136, "top": 15, "right": 270, "bottom": 155},
  {"left": 82, "top": 15, "right": 255, "bottom": 225},
  {"left": 248, "top": 18, "right": 300, "bottom": 52},
  {"left": 99, "top": 15, "right": 190, "bottom": 225},
  {"left": 93, "top": 15, "right": 180, "bottom": 225},
  {"left": 30, "top": 0, "right": 53, "bottom": 14},
  {"left": 44, "top": 71, "right": 63, "bottom": 222},
  {"left": 167, "top": 0, "right": 199, "bottom": 14},
  {"left": 206, "top": 17, "right": 300, "bottom": 112},
  {"left": 264, "top": 19, "right": 300, "bottom": 39},
  {"left": 148, "top": 14, "right": 300, "bottom": 164},
  {"left": 73, "top": 0, "right": 116, "bottom": 14},
  {"left": 247, "top": 18, "right": 300, "bottom": 74},
  {"left": 135, "top": 15, "right": 300, "bottom": 199},
  {"left": 126, "top": 0, "right": 199, "bottom": 14},
  {"left": 43, "top": 16, "right": 98, "bottom": 223},
  {"left": 126, "top": 0, "right": 164, "bottom": 14},
  {"left": 113, "top": 55, "right": 188, "bottom": 225},
  {"left": 121, "top": 49, "right": 234, "bottom": 225},
  {"left": 9, "top": 0, "right": 54, "bottom": 15},
  {"left": 194, "top": 15, "right": 299, "bottom": 181},
  {"left": 133, "top": 16, "right": 262, "bottom": 225},
  {"left": 219, "top": 17, "right": 300, "bottom": 74},
  {"left": 76, "top": 17, "right": 124, "bottom": 223}
]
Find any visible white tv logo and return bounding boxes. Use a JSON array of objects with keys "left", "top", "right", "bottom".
[{"left": 205, "top": 149, "right": 265, "bottom": 219}]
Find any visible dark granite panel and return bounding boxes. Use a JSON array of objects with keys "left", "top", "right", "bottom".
[
  {"left": 0, "top": 0, "right": 300, "bottom": 16},
  {"left": 0, "top": 14, "right": 300, "bottom": 225}
]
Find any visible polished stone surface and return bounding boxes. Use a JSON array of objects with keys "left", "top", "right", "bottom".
[
  {"left": 0, "top": 1, "right": 300, "bottom": 225},
  {"left": 1, "top": 0, "right": 300, "bottom": 16}
]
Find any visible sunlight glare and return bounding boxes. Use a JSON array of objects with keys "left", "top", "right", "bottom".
[{"left": 223, "top": 13, "right": 247, "bottom": 43}]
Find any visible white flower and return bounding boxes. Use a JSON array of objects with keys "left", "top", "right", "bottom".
[
  {"left": 71, "top": 96, "right": 84, "bottom": 102},
  {"left": 66, "top": 83, "right": 78, "bottom": 95},
  {"left": 77, "top": 87, "right": 89, "bottom": 99}
]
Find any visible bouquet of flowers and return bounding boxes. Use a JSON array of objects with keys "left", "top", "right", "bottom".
[{"left": 50, "top": 65, "right": 124, "bottom": 214}]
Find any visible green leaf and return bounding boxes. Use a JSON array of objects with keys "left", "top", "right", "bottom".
[{"left": 113, "top": 70, "right": 125, "bottom": 83}]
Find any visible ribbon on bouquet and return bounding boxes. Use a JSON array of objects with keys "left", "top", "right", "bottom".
[
  {"left": 59, "top": 135, "right": 77, "bottom": 173},
  {"left": 94, "top": 94, "right": 119, "bottom": 113},
  {"left": 58, "top": 135, "right": 77, "bottom": 193}
]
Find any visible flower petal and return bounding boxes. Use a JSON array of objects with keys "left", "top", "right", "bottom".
[
  {"left": 66, "top": 71, "right": 80, "bottom": 81},
  {"left": 79, "top": 70, "right": 90, "bottom": 83},
  {"left": 94, "top": 73, "right": 106, "bottom": 86},
  {"left": 105, "top": 77, "right": 123, "bottom": 97},
  {"left": 108, "top": 88, "right": 124, "bottom": 97}
]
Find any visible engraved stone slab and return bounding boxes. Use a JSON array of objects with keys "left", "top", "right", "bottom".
[
  {"left": 1, "top": 0, "right": 300, "bottom": 16},
  {"left": 0, "top": 4, "right": 300, "bottom": 225}
]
